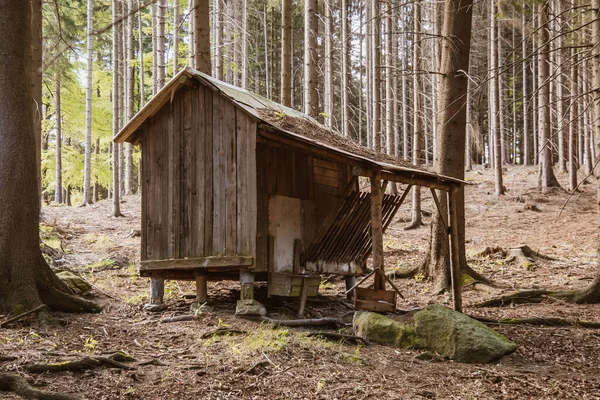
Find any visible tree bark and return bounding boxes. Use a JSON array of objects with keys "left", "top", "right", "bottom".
[
  {"left": 55, "top": 71, "right": 63, "bottom": 204},
  {"left": 31, "top": 0, "right": 42, "bottom": 208},
  {"left": 341, "top": 0, "right": 350, "bottom": 137},
  {"left": 537, "top": 0, "right": 561, "bottom": 192},
  {"left": 409, "top": 0, "right": 423, "bottom": 228},
  {"left": 112, "top": 0, "right": 123, "bottom": 217},
  {"left": 0, "top": 0, "right": 100, "bottom": 314},
  {"left": 491, "top": 0, "right": 504, "bottom": 196},
  {"left": 125, "top": 0, "right": 135, "bottom": 195},
  {"left": 522, "top": 10, "right": 529, "bottom": 166},
  {"left": 193, "top": 0, "right": 211, "bottom": 75},
  {"left": 324, "top": 0, "right": 334, "bottom": 128},
  {"left": 280, "top": 0, "right": 292, "bottom": 106},
  {"left": 424, "top": 0, "right": 474, "bottom": 292},
  {"left": 82, "top": 0, "right": 94, "bottom": 206},
  {"left": 173, "top": 0, "right": 179, "bottom": 74},
  {"left": 372, "top": 0, "right": 382, "bottom": 151},
  {"left": 304, "top": 0, "right": 319, "bottom": 118}
]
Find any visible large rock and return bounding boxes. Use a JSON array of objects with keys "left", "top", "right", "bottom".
[
  {"left": 56, "top": 270, "right": 92, "bottom": 295},
  {"left": 353, "top": 304, "right": 517, "bottom": 363}
]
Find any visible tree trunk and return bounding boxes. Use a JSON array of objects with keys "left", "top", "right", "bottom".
[
  {"left": 569, "top": 42, "right": 578, "bottom": 192},
  {"left": 425, "top": 0, "right": 474, "bottom": 292},
  {"left": 241, "top": 0, "right": 248, "bottom": 88},
  {"left": 82, "top": 0, "right": 94, "bottom": 206},
  {"left": 138, "top": 0, "right": 145, "bottom": 106},
  {"left": 112, "top": 0, "right": 123, "bottom": 217},
  {"left": 193, "top": 0, "right": 211, "bottom": 75},
  {"left": 341, "top": 0, "right": 350, "bottom": 137},
  {"left": 372, "top": 0, "right": 382, "bottom": 151},
  {"left": 324, "top": 0, "right": 334, "bottom": 129},
  {"left": 31, "top": 0, "right": 42, "bottom": 208},
  {"left": 157, "top": 0, "right": 165, "bottom": 88},
  {"left": 0, "top": 0, "right": 100, "bottom": 314},
  {"left": 280, "top": 0, "right": 292, "bottom": 106},
  {"left": 409, "top": 0, "right": 423, "bottom": 228},
  {"left": 55, "top": 71, "right": 63, "bottom": 204},
  {"left": 537, "top": 0, "right": 560, "bottom": 192},
  {"left": 576, "top": 0, "right": 600, "bottom": 303},
  {"left": 173, "top": 0, "right": 179, "bottom": 74},
  {"left": 522, "top": 10, "right": 529, "bottom": 166},
  {"left": 125, "top": 0, "right": 135, "bottom": 195},
  {"left": 304, "top": 0, "right": 319, "bottom": 118},
  {"left": 491, "top": 0, "right": 504, "bottom": 196},
  {"left": 555, "top": 0, "right": 566, "bottom": 173},
  {"left": 385, "top": 0, "right": 395, "bottom": 161}
]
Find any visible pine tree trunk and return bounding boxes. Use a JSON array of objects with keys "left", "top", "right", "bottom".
[
  {"left": 537, "top": 0, "right": 560, "bottom": 192},
  {"left": 173, "top": 0, "right": 179, "bottom": 74},
  {"left": 157, "top": 0, "right": 165, "bottom": 88},
  {"left": 83, "top": 0, "right": 94, "bottom": 205},
  {"left": 0, "top": 0, "right": 99, "bottom": 314},
  {"left": 409, "top": 0, "right": 423, "bottom": 227},
  {"left": 32, "top": 0, "right": 43, "bottom": 207},
  {"left": 125, "top": 0, "right": 135, "bottom": 195},
  {"left": 341, "top": 0, "right": 350, "bottom": 137},
  {"left": 372, "top": 0, "right": 381, "bottom": 151},
  {"left": 193, "top": 0, "right": 211, "bottom": 74},
  {"left": 281, "top": 0, "right": 292, "bottom": 105},
  {"left": 491, "top": 0, "right": 504, "bottom": 196},
  {"left": 425, "top": 0, "right": 474, "bottom": 292},
  {"left": 55, "top": 72, "right": 63, "bottom": 204},
  {"left": 304, "top": 0, "right": 319, "bottom": 118},
  {"left": 241, "top": 0, "right": 248, "bottom": 88},
  {"left": 138, "top": 0, "right": 145, "bottom": 106},
  {"left": 555, "top": 0, "right": 566, "bottom": 173},
  {"left": 385, "top": 0, "right": 395, "bottom": 160},
  {"left": 215, "top": 0, "right": 223, "bottom": 79},
  {"left": 522, "top": 11, "right": 529, "bottom": 165},
  {"left": 324, "top": 0, "right": 334, "bottom": 129},
  {"left": 112, "top": 0, "right": 123, "bottom": 217}
]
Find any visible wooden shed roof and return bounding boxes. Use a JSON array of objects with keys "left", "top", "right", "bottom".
[{"left": 114, "top": 66, "right": 465, "bottom": 191}]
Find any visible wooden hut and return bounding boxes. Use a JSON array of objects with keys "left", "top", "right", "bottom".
[{"left": 114, "top": 67, "right": 466, "bottom": 313}]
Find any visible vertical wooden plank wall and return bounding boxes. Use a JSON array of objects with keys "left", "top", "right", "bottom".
[{"left": 141, "top": 85, "right": 257, "bottom": 265}]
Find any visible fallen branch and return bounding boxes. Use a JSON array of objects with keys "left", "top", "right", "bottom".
[
  {"left": 0, "top": 355, "right": 17, "bottom": 362},
  {"left": 474, "top": 316, "right": 600, "bottom": 329},
  {"left": 258, "top": 316, "right": 344, "bottom": 328},
  {"left": 305, "top": 331, "right": 369, "bottom": 345},
  {"left": 0, "top": 373, "right": 78, "bottom": 400},
  {"left": 160, "top": 315, "right": 201, "bottom": 323},
  {"left": 0, "top": 305, "right": 48, "bottom": 328},
  {"left": 26, "top": 351, "right": 135, "bottom": 373}
]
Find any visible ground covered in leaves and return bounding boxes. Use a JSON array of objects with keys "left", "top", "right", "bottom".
[{"left": 2, "top": 165, "right": 600, "bottom": 399}]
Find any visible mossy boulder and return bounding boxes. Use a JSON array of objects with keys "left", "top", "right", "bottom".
[
  {"left": 56, "top": 271, "right": 92, "bottom": 295},
  {"left": 353, "top": 304, "right": 517, "bottom": 363}
]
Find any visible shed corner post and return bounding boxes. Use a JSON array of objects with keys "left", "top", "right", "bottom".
[
  {"left": 370, "top": 169, "right": 385, "bottom": 291},
  {"left": 239, "top": 271, "right": 255, "bottom": 300},
  {"left": 195, "top": 271, "right": 208, "bottom": 304},
  {"left": 447, "top": 186, "right": 463, "bottom": 312}
]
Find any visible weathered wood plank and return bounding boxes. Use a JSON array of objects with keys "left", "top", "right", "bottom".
[
  {"left": 140, "top": 256, "right": 254, "bottom": 271},
  {"left": 313, "top": 166, "right": 339, "bottom": 179},
  {"left": 194, "top": 85, "right": 206, "bottom": 257},
  {"left": 182, "top": 87, "right": 193, "bottom": 258},
  {"left": 236, "top": 109, "right": 250, "bottom": 255},
  {"left": 212, "top": 91, "right": 225, "bottom": 255},
  {"left": 204, "top": 88, "right": 214, "bottom": 254},
  {"left": 223, "top": 100, "right": 237, "bottom": 255},
  {"left": 314, "top": 174, "right": 338, "bottom": 188},
  {"left": 313, "top": 158, "right": 338, "bottom": 171}
]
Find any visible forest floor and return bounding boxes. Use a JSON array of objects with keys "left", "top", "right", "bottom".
[{"left": 2, "top": 165, "right": 600, "bottom": 399}]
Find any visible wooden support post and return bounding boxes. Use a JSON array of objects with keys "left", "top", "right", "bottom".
[
  {"left": 448, "top": 187, "right": 463, "bottom": 312},
  {"left": 345, "top": 275, "right": 356, "bottom": 300},
  {"left": 240, "top": 271, "right": 255, "bottom": 300},
  {"left": 298, "top": 277, "right": 310, "bottom": 317},
  {"left": 195, "top": 273, "right": 208, "bottom": 304},
  {"left": 370, "top": 170, "right": 385, "bottom": 290},
  {"left": 149, "top": 278, "right": 165, "bottom": 304}
]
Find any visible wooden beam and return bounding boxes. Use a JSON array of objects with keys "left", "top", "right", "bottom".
[
  {"left": 370, "top": 170, "right": 385, "bottom": 290},
  {"left": 140, "top": 256, "right": 254, "bottom": 271},
  {"left": 448, "top": 187, "right": 463, "bottom": 312}
]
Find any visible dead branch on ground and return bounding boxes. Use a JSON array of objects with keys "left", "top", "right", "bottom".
[
  {"left": 26, "top": 351, "right": 135, "bottom": 373},
  {"left": 0, "top": 373, "right": 78, "bottom": 400}
]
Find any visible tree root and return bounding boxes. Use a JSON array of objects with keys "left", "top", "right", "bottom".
[
  {"left": 386, "top": 266, "right": 419, "bottom": 280},
  {"left": 200, "top": 327, "right": 246, "bottom": 339},
  {"left": 40, "top": 286, "right": 101, "bottom": 314},
  {"left": 1, "top": 305, "right": 48, "bottom": 328},
  {"left": 26, "top": 351, "right": 135, "bottom": 373},
  {"left": 0, "top": 373, "right": 78, "bottom": 400},
  {"left": 474, "top": 316, "right": 600, "bottom": 329},
  {"left": 473, "top": 289, "right": 578, "bottom": 307}
]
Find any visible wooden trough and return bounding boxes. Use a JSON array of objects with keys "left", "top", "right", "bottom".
[{"left": 113, "top": 66, "right": 466, "bottom": 313}]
